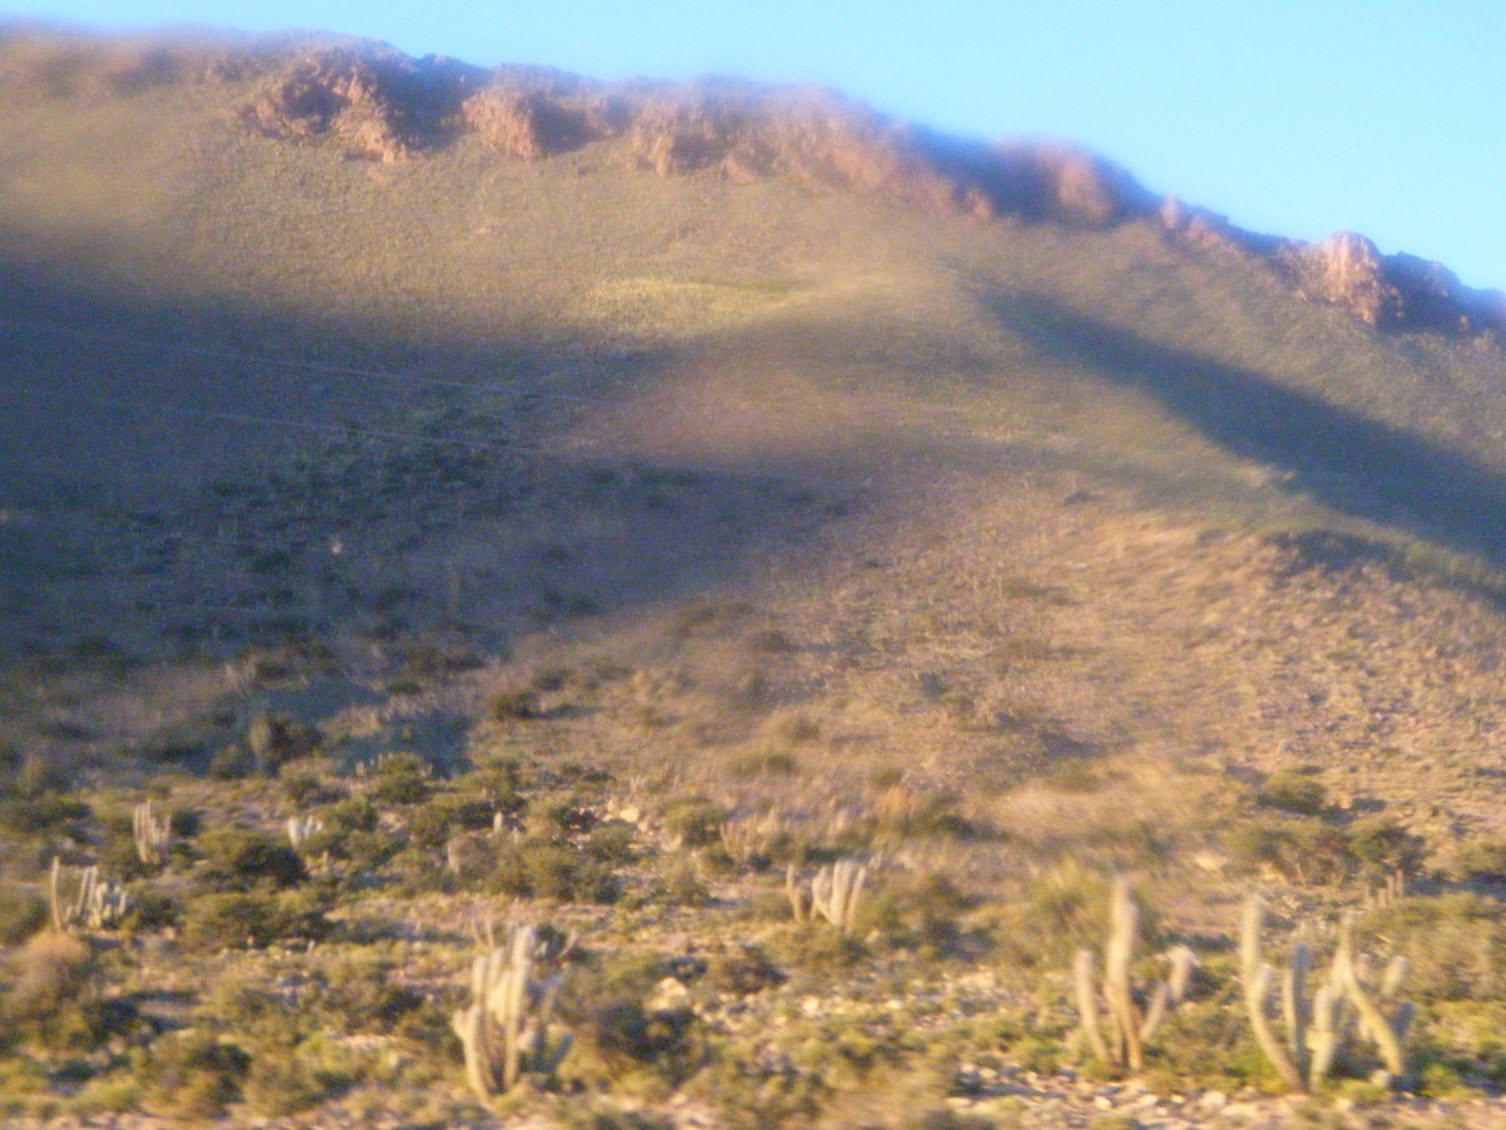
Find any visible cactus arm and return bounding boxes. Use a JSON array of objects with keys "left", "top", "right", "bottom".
[
  {"left": 1105, "top": 878, "right": 1144, "bottom": 1071},
  {"left": 1074, "top": 947, "right": 1111, "bottom": 1063},
  {"left": 1139, "top": 981, "right": 1170, "bottom": 1043},
  {"left": 1343, "top": 963, "right": 1407, "bottom": 1076},
  {"left": 1166, "top": 946, "right": 1197, "bottom": 1004},
  {"left": 843, "top": 863, "right": 868, "bottom": 934},
  {"left": 1282, "top": 942, "right": 1311, "bottom": 1063},
  {"left": 1245, "top": 963, "right": 1306, "bottom": 1092},
  {"left": 49, "top": 856, "right": 68, "bottom": 932},
  {"left": 785, "top": 865, "right": 810, "bottom": 924},
  {"left": 1307, "top": 983, "right": 1340, "bottom": 1090}
]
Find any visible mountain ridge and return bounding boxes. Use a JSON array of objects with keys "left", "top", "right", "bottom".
[{"left": 5, "top": 25, "right": 1502, "bottom": 347}]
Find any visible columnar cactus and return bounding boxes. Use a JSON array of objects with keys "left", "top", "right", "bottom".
[
  {"left": 49, "top": 858, "right": 129, "bottom": 934},
  {"left": 1240, "top": 897, "right": 1415, "bottom": 1091},
  {"left": 451, "top": 923, "right": 573, "bottom": 1101},
  {"left": 286, "top": 814, "right": 324, "bottom": 851},
  {"left": 1073, "top": 877, "right": 1194, "bottom": 1073},
  {"left": 785, "top": 864, "right": 811, "bottom": 924},
  {"left": 132, "top": 800, "right": 172, "bottom": 867},
  {"left": 811, "top": 859, "right": 868, "bottom": 936},
  {"left": 785, "top": 859, "right": 869, "bottom": 934}
]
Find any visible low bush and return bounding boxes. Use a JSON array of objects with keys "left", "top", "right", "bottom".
[
  {"left": 485, "top": 838, "right": 620, "bottom": 904},
  {"left": 1360, "top": 894, "right": 1506, "bottom": 1001},
  {"left": 704, "top": 945, "right": 784, "bottom": 996},
  {"left": 181, "top": 889, "right": 331, "bottom": 951},
  {"left": 365, "top": 753, "right": 432, "bottom": 806},
  {"left": 194, "top": 827, "right": 307, "bottom": 891},
  {"left": 1254, "top": 768, "right": 1327, "bottom": 816},
  {"left": 1, "top": 931, "right": 132, "bottom": 1050},
  {"left": 1224, "top": 817, "right": 1356, "bottom": 886},
  {"left": 138, "top": 1029, "right": 251, "bottom": 1120},
  {"left": 491, "top": 686, "right": 542, "bottom": 721},
  {"left": 1453, "top": 838, "right": 1506, "bottom": 883},
  {"left": 0, "top": 886, "right": 47, "bottom": 946},
  {"left": 661, "top": 796, "right": 727, "bottom": 848},
  {"left": 407, "top": 796, "right": 494, "bottom": 850},
  {"left": 247, "top": 712, "right": 321, "bottom": 773}
]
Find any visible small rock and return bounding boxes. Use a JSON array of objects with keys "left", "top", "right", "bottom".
[{"left": 647, "top": 976, "right": 689, "bottom": 1011}]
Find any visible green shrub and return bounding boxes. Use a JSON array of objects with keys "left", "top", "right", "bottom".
[
  {"left": 585, "top": 999, "right": 700, "bottom": 1089},
  {"left": 280, "top": 764, "right": 343, "bottom": 806},
  {"left": 1453, "top": 838, "right": 1506, "bottom": 883},
  {"left": 0, "top": 886, "right": 47, "bottom": 946},
  {"left": 181, "top": 889, "right": 330, "bottom": 951},
  {"left": 657, "top": 860, "right": 710, "bottom": 907},
  {"left": 704, "top": 946, "right": 784, "bottom": 996},
  {"left": 242, "top": 1033, "right": 351, "bottom": 1116},
  {"left": 861, "top": 869, "right": 972, "bottom": 958},
  {"left": 491, "top": 686, "right": 542, "bottom": 721},
  {"left": 366, "top": 753, "right": 431, "bottom": 805},
  {"left": 307, "top": 955, "right": 426, "bottom": 1035},
  {"left": 1361, "top": 894, "right": 1506, "bottom": 1001},
  {"left": 208, "top": 746, "right": 255, "bottom": 779},
  {"left": 486, "top": 838, "right": 619, "bottom": 903},
  {"left": 139, "top": 1030, "right": 250, "bottom": 1120},
  {"left": 195, "top": 827, "right": 307, "bottom": 891},
  {"left": 661, "top": 796, "right": 726, "bottom": 848},
  {"left": 247, "top": 712, "right": 321, "bottom": 772},
  {"left": 1347, "top": 816, "right": 1425, "bottom": 881},
  {"left": 870, "top": 786, "right": 975, "bottom": 841},
  {"left": 527, "top": 793, "right": 599, "bottom": 841},
  {"left": 1225, "top": 817, "right": 1356, "bottom": 885},
  {"left": 0, "top": 760, "right": 89, "bottom": 836},
  {"left": 1255, "top": 769, "right": 1327, "bottom": 815},
  {"left": 407, "top": 796, "right": 493, "bottom": 850},
  {"left": 586, "top": 822, "right": 638, "bottom": 865},
  {"left": 1, "top": 930, "right": 130, "bottom": 1050}
]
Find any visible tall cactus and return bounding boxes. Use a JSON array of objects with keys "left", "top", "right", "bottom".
[
  {"left": 451, "top": 923, "right": 573, "bottom": 1101},
  {"left": 1240, "top": 897, "right": 1415, "bottom": 1091},
  {"left": 132, "top": 800, "right": 172, "bottom": 867},
  {"left": 810, "top": 859, "right": 868, "bottom": 936},
  {"left": 49, "top": 858, "right": 129, "bottom": 934},
  {"left": 1073, "top": 877, "right": 1194, "bottom": 1073}
]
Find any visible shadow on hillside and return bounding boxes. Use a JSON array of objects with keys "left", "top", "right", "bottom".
[
  {"left": 0, "top": 256, "right": 855, "bottom": 659},
  {"left": 988, "top": 291, "right": 1506, "bottom": 573}
]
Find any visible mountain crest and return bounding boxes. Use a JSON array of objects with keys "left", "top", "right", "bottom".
[{"left": 5, "top": 29, "right": 1501, "bottom": 345}]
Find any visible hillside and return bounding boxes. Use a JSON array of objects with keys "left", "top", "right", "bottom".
[{"left": 3, "top": 27, "right": 1506, "bottom": 1130}]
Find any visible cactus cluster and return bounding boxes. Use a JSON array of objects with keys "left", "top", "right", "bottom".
[
  {"left": 1240, "top": 896, "right": 1415, "bottom": 1092},
  {"left": 132, "top": 800, "right": 172, "bottom": 867},
  {"left": 786, "top": 859, "right": 867, "bottom": 935},
  {"left": 451, "top": 923, "right": 574, "bottom": 1101},
  {"left": 48, "top": 857, "right": 129, "bottom": 933},
  {"left": 286, "top": 813, "right": 325, "bottom": 851},
  {"left": 1072, "top": 877, "right": 1195, "bottom": 1072}
]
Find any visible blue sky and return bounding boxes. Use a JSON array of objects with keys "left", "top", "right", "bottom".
[{"left": 12, "top": 1, "right": 1505, "bottom": 290}]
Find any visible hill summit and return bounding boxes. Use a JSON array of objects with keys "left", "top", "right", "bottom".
[{"left": 5, "top": 27, "right": 1502, "bottom": 344}]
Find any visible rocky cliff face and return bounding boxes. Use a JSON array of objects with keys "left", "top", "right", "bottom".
[{"left": 3, "top": 29, "right": 1500, "bottom": 345}]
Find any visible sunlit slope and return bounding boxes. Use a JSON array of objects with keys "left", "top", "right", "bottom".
[{"left": 4, "top": 46, "right": 1506, "bottom": 865}]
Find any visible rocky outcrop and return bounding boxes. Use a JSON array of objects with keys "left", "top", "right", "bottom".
[
  {"left": 1157, "top": 201, "right": 1506, "bottom": 345},
  {"left": 1278, "top": 230, "right": 1506, "bottom": 341},
  {"left": 238, "top": 46, "right": 482, "bottom": 162},
  {"left": 462, "top": 82, "right": 629, "bottom": 159},
  {"left": 4, "top": 29, "right": 1498, "bottom": 344}
]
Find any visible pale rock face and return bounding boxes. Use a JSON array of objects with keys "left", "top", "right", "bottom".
[{"left": 1300, "top": 232, "right": 1399, "bottom": 326}]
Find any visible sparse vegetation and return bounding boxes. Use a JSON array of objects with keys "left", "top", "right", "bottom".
[{"left": 1, "top": 25, "right": 1506, "bottom": 1129}]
